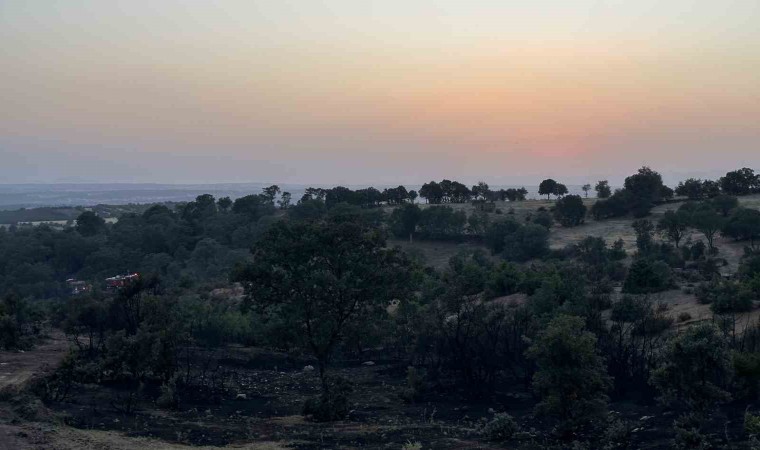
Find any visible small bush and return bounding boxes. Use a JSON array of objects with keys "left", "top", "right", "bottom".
[
  {"left": 156, "top": 374, "right": 180, "bottom": 409},
  {"left": 698, "top": 279, "right": 754, "bottom": 313},
  {"left": 533, "top": 211, "right": 554, "bottom": 229},
  {"left": 677, "top": 312, "right": 692, "bottom": 323},
  {"left": 303, "top": 375, "right": 353, "bottom": 422},
  {"left": 601, "top": 419, "right": 633, "bottom": 449},
  {"left": 481, "top": 412, "right": 519, "bottom": 441},
  {"left": 622, "top": 259, "right": 672, "bottom": 294},
  {"left": 672, "top": 413, "right": 709, "bottom": 450},
  {"left": 400, "top": 366, "right": 427, "bottom": 403},
  {"left": 733, "top": 352, "right": 760, "bottom": 399},
  {"left": 745, "top": 411, "right": 760, "bottom": 437},
  {"left": 402, "top": 442, "right": 423, "bottom": 450}
]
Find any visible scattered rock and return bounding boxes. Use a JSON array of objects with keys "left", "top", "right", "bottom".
[
  {"left": 362, "top": 361, "right": 375, "bottom": 366},
  {"left": 639, "top": 415, "right": 654, "bottom": 421},
  {"left": 303, "top": 365, "right": 315, "bottom": 372},
  {"left": 236, "top": 393, "right": 247, "bottom": 400},
  {"left": 488, "top": 408, "right": 495, "bottom": 414}
]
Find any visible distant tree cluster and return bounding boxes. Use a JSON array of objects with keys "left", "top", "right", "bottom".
[
  {"left": 591, "top": 167, "right": 674, "bottom": 219},
  {"left": 419, "top": 179, "right": 473, "bottom": 204},
  {"left": 299, "top": 185, "right": 417, "bottom": 208}
]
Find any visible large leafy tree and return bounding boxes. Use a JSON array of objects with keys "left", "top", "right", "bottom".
[
  {"left": 623, "top": 166, "right": 672, "bottom": 216},
  {"left": 233, "top": 219, "right": 413, "bottom": 385},
  {"left": 650, "top": 323, "right": 732, "bottom": 411},
  {"left": 711, "top": 194, "right": 739, "bottom": 217},
  {"left": 552, "top": 183, "right": 569, "bottom": 199},
  {"left": 390, "top": 203, "right": 422, "bottom": 242},
  {"left": 526, "top": 315, "right": 611, "bottom": 432},
  {"left": 720, "top": 168, "right": 758, "bottom": 196},
  {"left": 538, "top": 179, "right": 558, "bottom": 200},
  {"left": 75, "top": 211, "right": 106, "bottom": 237},
  {"left": 722, "top": 207, "right": 760, "bottom": 249},
  {"left": 691, "top": 204, "right": 725, "bottom": 250},
  {"left": 595, "top": 180, "right": 612, "bottom": 199},
  {"left": 657, "top": 210, "right": 688, "bottom": 247},
  {"left": 675, "top": 178, "right": 706, "bottom": 199}
]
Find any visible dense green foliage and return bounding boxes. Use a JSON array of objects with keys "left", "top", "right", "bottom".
[
  {"left": 3, "top": 167, "right": 760, "bottom": 447},
  {"left": 553, "top": 194, "right": 586, "bottom": 227},
  {"left": 527, "top": 315, "right": 611, "bottom": 432}
]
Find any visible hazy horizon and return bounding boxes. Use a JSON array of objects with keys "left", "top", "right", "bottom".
[{"left": 2, "top": 1, "right": 759, "bottom": 184}]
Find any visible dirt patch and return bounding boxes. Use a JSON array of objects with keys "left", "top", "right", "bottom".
[{"left": 0, "top": 330, "right": 68, "bottom": 397}]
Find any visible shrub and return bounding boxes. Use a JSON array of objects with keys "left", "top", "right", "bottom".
[
  {"left": 697, "top": 279, "right": 753, "bottom": 313},
  {"left": 677, "top": 312, "right": 692, "bottom": 323},
  {"left": 484, "top": 262, "right": 524, "bottom": 299},
  {"left": 733, "top": 352, "right": 760, "bottom": 399},
  {"left": 622, "top": 259, "right": 672, "bottom": 294},
  {"left": 417, "top": 206, "right": 467, "bottom": 240},
  {"left": 303, "top": 375, "right": 353, "bottom": 422},
  {"left": 533, "top": 211, "right": 554, "bottom": 229},
  {"left": 710, "top": 285, "right": 753, "bottom": 314},
  {"left": 481, "top": 413, "right": 519, "bottom": 441},
  {"left": 484, "top": 219, "right": 521, "bottom": 254},
  {"left": 553, "top": 195, "right": 586, "bottom": 227},
  {"left": 610, "top": 296, "right": 649, "bottom": 323},
  {"left": 400, "top": 366, "right": 426, "bottom": 403},
  {"left": 673, "top": 413, "right": 709, "bottom": 450},
  {"left": 745, "top": 411, "right": 760, "bottom": 437},
  {"left": 650, "top": 323, "right": 732, "bottom": 411},
  {"left": 722, "top": 207, "right": 760, "bottom": 248},
  {"left": 526, "top": 315, "right": 611, "bottom": 432},
  {"left": 503, "top": 224, "right": 549, "bottom": 262},
  {"left": 0, "top": 314, "right": 20, "bottom": 350},
  {"left": 156, "top": 374, "right": 181, "bottom": 409},
  {"left": 602, "top": 419, "right": 633, "bottom": 449}
]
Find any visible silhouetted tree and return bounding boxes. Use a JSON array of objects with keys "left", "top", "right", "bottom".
[
  {"left": 722, "top": 208, "right": 760, "bottom": 249},
  {"left": 552, "top": 183, "right": 569, "bottom": 198},
  {"left": 278, "top": 192, "right": 292, "bottom": 209},
  {"left": 526, "top": 315, "right": 611, "bottom": 433},
  {"left": 658, "top": 210, "right": 688, "bottom": 247},
  {"left": 595, "top": 180, "right": 612, "bottom": 199},
  {"left": 233, "top": 220, "right": 412, "bottom": 387},
  {"left": 711, "top": 194, "right": 739, "bottom": 217},
  {"left": 720, "top": 168, "right": 758, "bottom": 196},
  {"left": 538, "top": 179, "right": 558, "bottom": 200},
  {"left": 691, "top": 205, "right": 724, "bottom": 251},
  {"left": 75, "top": 211, "right": 106, "bottom": 237},
  {"left": 650, "top": 323, "right": 732, "bottom": 412},
  {"left": 390, "top": 204, "right": 422, "bottom": 242},
  {"left": 217, "top": 196, "right": 232, "bottom": 212},
  {"left": 262, "top": 185, "right": 281, "bottom": 204}
]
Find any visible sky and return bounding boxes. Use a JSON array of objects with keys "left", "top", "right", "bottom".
[{"left": 1, "top": 1, "right": 759, "bottom": 185}]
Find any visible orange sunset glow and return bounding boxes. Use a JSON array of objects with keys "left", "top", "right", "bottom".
[{"left": 1, "top": 1, "right": 759, "bottom": 184}]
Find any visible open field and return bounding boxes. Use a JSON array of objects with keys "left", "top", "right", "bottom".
[
  {"left": 401, "top": 195, "right": 760, "bottom": 273},
  {"left": 0, "top": 331, "right": 68, "bottom": 397}
]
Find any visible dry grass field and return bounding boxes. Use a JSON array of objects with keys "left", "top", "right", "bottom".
[
  {"left": 401, "top": 194, "right": 760, "bottom": 272},
  {"left": 399, "top": 194, "right": 760, "bottom": 332}
]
